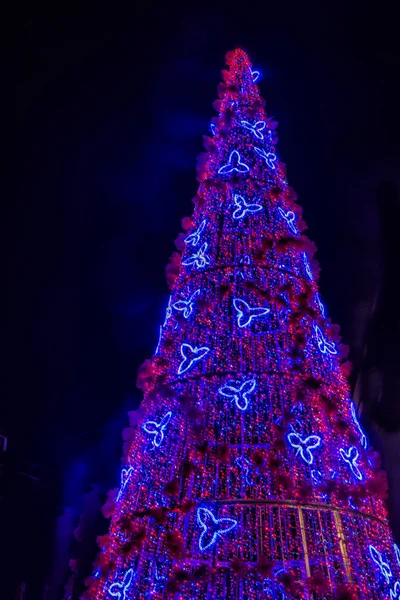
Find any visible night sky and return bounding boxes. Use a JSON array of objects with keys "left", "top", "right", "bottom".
[{"left": 8, "top": 2, "right": 400, "bottom": 595}]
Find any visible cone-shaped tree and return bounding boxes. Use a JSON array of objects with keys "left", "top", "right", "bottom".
[{"left": 86, "top": 49, "right": 399, "bottom": 600}]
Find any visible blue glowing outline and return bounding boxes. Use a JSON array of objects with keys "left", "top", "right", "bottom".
[
  {"left": 278, "top": 207, "right": 298, "bottom": 234},
  {"left": 251, "top": 69, "right": 261, "bottom": 82},
  {"left": 303, "top": 252, "right": 313, "bottom": 279},
  {"left": 350, "top": 403, "right": 368, "bottom": 449},
  {"left": 391, "top": 582, "right": 400, "bottom": 600},
  {"left": 143, "top": 412, "right": 172, "bottom": 448},
  {"left": 395, "top": 544, "right": 400, "bottom": 566},
  {"left": 210, "top": 123, "right": 216, "bottom": 136},
  {"left": 218, "top": 378, "right": 256, "bottom": 411},
  {"left": 314, "top": 325, "right": 337, "bottom": 355},
  {"left": 155, "top": 325, "right": 163, "bottom": 355},
  {"left": 109, "top": 568, "right": 134, "bottom": 600},
  {"left": 163, "top": 295, "right": 172, "bottom": 327},
  {"left": 287, "top": 432, "right": 322, "bottom": 465},
  {"left": 254, "top": 146, "right": 277, "bottom": 169},
  {"left": 233, "top": 298, "right": 270, "bottom": 328},
  {"left": 172, "top": 289, "right": 201, "bottom": 318},
  {"left": 236, "top": 456, "right": 253, "bottom": 484},
  {"left": 232, "top": 194, "right": 263, "bottom": 220},
  {"left": 182, "top": 242, "right": 210, "bottom": 269},
  {"left": 340, "top": 446, "right": 363, "bottom": 481},
  {"left": 197, "top": 507, "right": 237, "bottom": 551},
  {"left": 184, "top": 220, "right": 207, "bottom": 247},
  {"left": 311, "top": 469, "right": 322, "bottom": 484},
  {"left": 241, "top": 120, "right": 267, "bottom": 140},
  {"left": 369, "top": 545, "right": 392, "bottom": 584},
  {"left": 316, "top": 293, "right": 325, "bottom": 316},
  {"left": 218, "top": 150, "right": 250, "bottom": 175},
  {"left": 178, "top": 343, "right": 210, "bottom": 375},
  {"left": 116, "top": 466, "right": 134, "bottom": 501}
]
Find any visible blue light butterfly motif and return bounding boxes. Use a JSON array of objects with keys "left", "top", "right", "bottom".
[
  {"left": 254, "top": 146, "right": 277, "bottom": 169},
  {"left": 182, "top": 242, "right": 210, "bottom": 269},
  {"left": 232, "top": 194, "right": 263, "bottom": 220},
  {"left": 369, "top": 545, "right": 392, "bottom": 584},
  {"left": 391, "top": 582, "right": 400, "bottom": 600},
  {"left": 287, "top": 431, "right": 322, "bottom": 465},
  {"left": 143, "top": 412, "right": 172, "bottom": 448},
  {"left": 197, "top": 507, "right": 237, "bottom": 551},
  {"left": 395, "top": 544, "right": 400, "bottom": 566},
  {"left": 218, "top": 378, "right": 256, "bottom": 411},
  {"left": 278, "top": 207, "right": 297, "bottom": 234},
  {"left": 314, "top": 325, "right": 337, "bottom": 355},
  {"left": 340, "top": 446, "right": 363, "bottom": 480},
  {"left": 172, "top": 289, "right": 201, "bottom": 319},
  {"left": 236, "top": 457, "right": 253, "bottom": 484},
  {"left": 303, "top": 252, "right": 313, "bottom": 279},
  {"left": 235, "top": 254, "right": 252, "bottom": 281},
  {"left": 218, "top": 150, "right": 249, "bottom": 175},
  {"left": 350, "top": 403, "right": 368, "bottom": 449},
  {"left": 184, "top": 220, "right": 207, "bottom": 247},
  {"left": 241, "top": 120, "right": 267, "bottom": 140},
  {"left": 233, "top": 298, "right": 270, "bottom": 328},
  {"left": 109, "top": 568, "right": 134, "bottom": 600},
  {"left": 316, "top": 293, "right": 325, "bottom": 316},
  {"left": 178, "top": 343, "right": 210, "bottom": 375},
  {"left": 251, "top": 69, "right": 261, "bottom": 82},
  {"left": 116, "top": 466, "right": 133, "bottom": 501},
  {"left": 209, "top": 123, "right": 217, "bottom": 136}
]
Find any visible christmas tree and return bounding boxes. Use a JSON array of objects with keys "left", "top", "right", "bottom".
[{"left": 85, "top": 49, "right": 399, "bottom": 599}]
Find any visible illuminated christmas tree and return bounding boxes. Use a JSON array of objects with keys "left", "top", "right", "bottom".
[{"left": 86, "top": 49, "right": 399, "bottom": 599}]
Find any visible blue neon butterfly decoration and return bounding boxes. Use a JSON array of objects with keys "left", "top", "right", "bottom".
[
  {"left": 391, "top": 582, "right": 400, "bottom": 600},
  {"left": 108, "top": 569, "right": 134, "bottom": 600},
  {"left": 218, "top": 378, "right": 256, "bottom": 411},
  {"left": 314, "top": 325, "right": 337, "bottom": 355},
  {"left": 303, "top": 252, "right": 313, "bottom": 279},
  {"left": 182, "top": 242, "right": 210, "bottom": 269},
  {"left": 340, "top": 446, "right": 363, "bottom": 480},
  {"left": 172, "top": 289, "right": 200, "bottom": 319},
  {"left": 116, "top": 466, "right": 133, "bottom": 501},
  {"left": 233, "top": 298, "right": 270, "bottom": 328},
  {"left": 350, "top": 403, "right": 368, "bottom": 449},
  {"left": 232, "top": 194, "right": 263, "bottom": 220},
  {"left": 316, "top": 293, "right": 325, "bottom": 316},
  {"left": 278, "top": 207, "right": 297, "bottom": 234},
  {"left": 197, "top": 507, "right": 237, "bottom": 551},
  {"left": 287, "top": 431, "right": 322, "bottom": 465},
  {"left": 254, "top": 146, "right": 277, "bottom": 169},
  {"left": 241, "top": 120, "right": 267, "bottom": 140},
  {"left": 218, "top": 150, "right": 249, "bottom": 175},
  {"left": 143, "top": 412, "right": 172, "bottom": 448},
  {"left": 178, "top": 343, "right": 210, "bottom": 375},
  {"left": 251, "top": 69, "right": 261, "bottom": 82},
  {"left": 184, "top": 220, "right": 206, "bottom": 247},
  {"left": 369, "top": 545, "right": 393, "bottom": 584}
]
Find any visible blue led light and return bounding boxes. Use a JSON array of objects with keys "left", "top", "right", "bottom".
[
  {"left": 184, "top": 220, "right": 207, "bottom": 247},
  {"left": 314, "top": 325, "right": 337, "bottom": 355},
  {"left": 251, "top": 69, "right": 261, "bottom": 82},
  {"left": 210, "top": 123, "right": 216, "bottom": 136},
  {"left": 340, "top": 446, "right": 363, "bottom": 481},
  {"left": 218, "top": 150, "right": 250, "bottom": 175},
  {"left": 233, "top": 298, "right": 270, "bottom": 328},
  {"left": 182, "top": 242, "right": 210, "bottom": 269},
  {"left": 391, "top": 582, "right": 400, "bottom": 599},
  {"left": 143, "top": 412, "right": 172, "bottom": 448},
  {"left": 197, "top": 507, "right": 237, "bottom": 551},
  {"left": 163, "top": 295, "right": 172, "bottom": 327},
  {"left": 178, "top": 343, "right": 210, "bottom": 375},
  {"left": 218, "top": 378, "right": 256, "bottom": 410},
  {"left": 241, "top": 120, "right": 267, "bottom": 140},
  {"left": 109, "top": 568, "right": 134, "bottom": 600},
  {"left": 278, "top": 207, "right": 297, "bottom": 233},
  {"left": 155, "top": 325, "right": 163, "bottom": 355},
  {"left": 116, "top": 466, "right": 133, "bottom": 501},
  {"left": 235, "top": 457, "right": 253, "bottom": 484},
  {"left": 369, "top": 545, "right": 393, "bottom": 584},
  {"left": 303, "top": 252, "right": 313, "bottom": 279},
  {"left": 254, "top": 146, "right": 277, "bottom": 169},
  {"left": 395, "top": 544, "right": 400, "bottom": 566},
  {"left": 287, "top": 431, "right": 322, "bottom": 465},
  {"left": 172, "top": 289, "right": 201, "bottom": 318},
  {"left": 232, "top": 194, "right": 263, "bottom": 220},
  {"left": 350, "top": 403, "right": 368, "bottom": 449},
  {"left": 316, "top": 293, "right": 325, "bottom": 316}
]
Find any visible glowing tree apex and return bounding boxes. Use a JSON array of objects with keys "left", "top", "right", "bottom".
[{"left": 85, "top": 49, "right": 398, "bottom": 600}]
